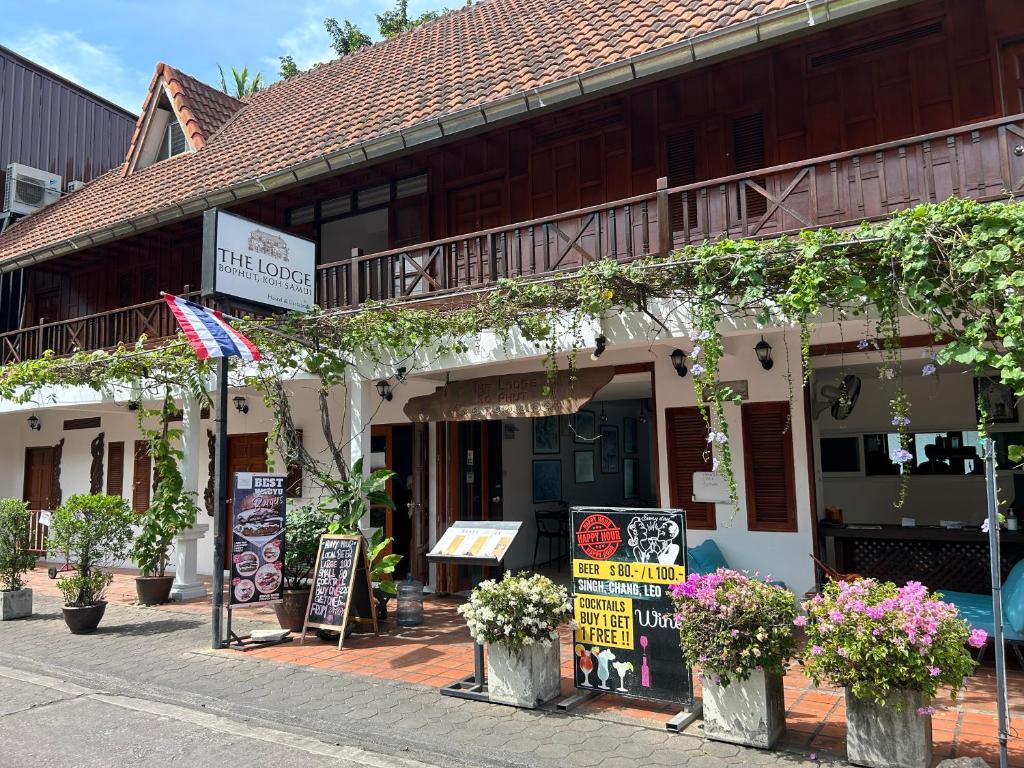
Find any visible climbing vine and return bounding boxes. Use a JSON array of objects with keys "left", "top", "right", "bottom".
[{"left": 2, "top": 197, "right": 1023, "bottom": 516}]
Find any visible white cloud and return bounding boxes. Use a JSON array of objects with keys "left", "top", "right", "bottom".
[{"left": 3, "top": 29, "right": 148, "bottom": 112}]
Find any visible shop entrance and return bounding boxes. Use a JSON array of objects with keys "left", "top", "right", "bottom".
[
  {"left": 224, "top": 432, "right": 268, "bottom": 569},
  {"left": 370, "top": 424, "right": 417, "bottom": 580},
  {"left": 22, "top": 445, "right": 58, "bottom": 554}
]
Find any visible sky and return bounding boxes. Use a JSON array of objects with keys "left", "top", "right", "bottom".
[{"left": 0, "top": 0, "right": 443, "bottom": 113}]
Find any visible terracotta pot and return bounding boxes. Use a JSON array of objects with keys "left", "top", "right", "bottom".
[
  {"left": 62, "top": 601, "right": 107, "bottom": 634},
  {"left": 135, "top": 575, "right": 175, "bottom": 606},
  {"left": 273, "top": 588, "right": 310, "bottom": 632}
]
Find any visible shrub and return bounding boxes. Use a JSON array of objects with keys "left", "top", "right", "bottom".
[
  {"left": 283, "top": 504, "right": 332, "bottom": 590},
  {"left": 0, "top": 498, "right": 36, "bottom": 591},
  {"left": 49, "top": 494, "right": 135, "bottom": 606},
  {"left": 799, "top": 578, "right": 985, "bottom": 708},
  {"left": 670, "top": 568, "right": 797, "bottom": 686},
  {"left": 458, "top": 572, "right": 572, "bottom": 653}
]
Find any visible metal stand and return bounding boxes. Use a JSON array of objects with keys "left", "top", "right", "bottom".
[
  {"left": 440, "top": 641, "right": 490, "bottom": 702},
  {"left": 983, "top": 439, "right": 1010, "bottom": 768},
  {"left": 665, "top": 700, "right": 703, "bottom": 732},
  {"left": 224, "top": 605, "right": 294, "bottom": 651},
  {"left": 555, "top": 689, "right": 602, "bottom": 711}
]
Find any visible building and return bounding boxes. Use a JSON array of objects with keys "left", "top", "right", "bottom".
[{"left": 1, "top": 0, "right": 1022, "bottom": 599}]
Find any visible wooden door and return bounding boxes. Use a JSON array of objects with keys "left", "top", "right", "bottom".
[
  {"left": 448, "top": 181, "right": 506, "bottom": 286},
  {"left": 23, "top": 447, "right": 56, "bottom": 553},
  {"left": 132, "top": 440, "right": 152, "bottom": 512},
  {"left": 1001, "top": 40, "right": 1024, "bottom": 114},
  {"left": 225, "top": 433, "right": 268, "bottom": 568},
  {"left": 410, "top": 422, "right": 430, "bottom": 583},
  {"left": 665, "top": 407, "right": 715, "bottom": 530}
]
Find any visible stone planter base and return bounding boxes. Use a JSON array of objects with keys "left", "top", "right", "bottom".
[
  {"left": 846, "top": 688, "right": 932, "bottom": 768},
  {"left": 0, "top": 587, "right": 32, "bottom": 620},
  {"left": 486, "top": 640, "right": 561, "bottom": 709},
  {"left": 701, "top": 669, "right": 786, "bottom": 749}
]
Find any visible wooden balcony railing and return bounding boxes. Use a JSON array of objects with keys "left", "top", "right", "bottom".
[
  {"left": 3, "top": 114, "right": 1022, "bottom": 362},
  {"left": 318, "top": 112, "right": 1024, "bottom": 309}
]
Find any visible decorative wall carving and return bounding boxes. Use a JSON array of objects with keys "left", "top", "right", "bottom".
[
  {"left": 52, "top": 438, "right": 65, "bottom": 508},
  {"left": 205, "top": 429, "right": 216, "bottom": 516},
  {"left": 89, "top": 432, "right": 105, "bottom": 494}
]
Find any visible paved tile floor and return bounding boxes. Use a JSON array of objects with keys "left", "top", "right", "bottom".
[{"left": 20, "top": 566, "right": 1024, "bottom": 767}]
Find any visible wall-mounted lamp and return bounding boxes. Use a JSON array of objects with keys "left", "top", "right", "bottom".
[
  {"left": 376, "top": 380, "right": 393, "bottom": 402},
  {"left": 590, "top": 335, "right": 608, "bottom": 361},
  {"left": 754, "top": 336, "right": 774, "bottom": 371},
  {"left": 600, "top": 402, "right": 608, "bottom": 423},
  {"left": 27, "top": 414, "right": 41, "bottom": 431},
  {"left": 670, "top": 348, "right": 688, "bottom": 377},
  {"left": 638, "top": 400, "right": 648, "bottom": 424},
  {"left": 127, "top": 400, "right": 140, "bottom": 412},
  {"left": 233, "top": 395, "right": 249, "bottom": 414},
  {"left": 396, "top": 366, "right": 408, "bottom": 383}
]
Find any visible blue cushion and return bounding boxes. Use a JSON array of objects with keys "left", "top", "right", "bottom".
[
  {"left": 687, "top": 539, "right": 729, "bottom": 575},
  {"left": 1002, "top": 560, "right": 1024, "bottom": 635},
  {"left": 943, "top": 584, "right": 1024, "bottom": 643}
]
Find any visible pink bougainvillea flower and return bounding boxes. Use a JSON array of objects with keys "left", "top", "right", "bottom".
[{"left": 968, "top": 628, "right": 988, "bottom": 649}]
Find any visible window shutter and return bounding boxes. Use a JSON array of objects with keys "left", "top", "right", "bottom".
[
  {"left": 287, "top": 429, "right": 303, "bottom": 499},
  {"left": 732, "top": 113, "right": 767, "bottom": 220},
  {"left": 665, "top": 407, "right": 715, "bottom": 530},
  {"left": 666, "top": 127, "right": 698, "bottom": 232},
  {"left": 741, "top": 401, "right": 797, "bottom": 532},
  {"left": 132, "top": 440, "right": 152, "bottom": 513},
  {"left": 107, "top": 442, "right": 125, "bottom": 497}
]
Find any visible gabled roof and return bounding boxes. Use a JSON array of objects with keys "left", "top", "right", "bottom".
[
  {"left": 122, "top": 63, "right": 244, "bottom": 173},
  {"left": 0, "top": 0, "right": 900, "bottom": 271}
]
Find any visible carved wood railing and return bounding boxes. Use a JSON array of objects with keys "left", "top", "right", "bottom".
[{"left": 318, "top": 113, "right": 1024, "bottom": 309}]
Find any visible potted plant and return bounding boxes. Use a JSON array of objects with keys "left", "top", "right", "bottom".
[
  {"left": 0, "top": 499, "right": 37, "bottom": 621},
  {"left": 800, "top": 578, "right": 986, "bottom": 768},
  {"left": 49, "top": 494, "right": 135, "bottom": 634},
  {"left": 274, "top": 503, "right": 332, "bottom": 631},
  {"left": 458, "top": 572, "right": 571, "bottom": 708},
  {"left": 670, "top": 568, "right": 796, "bottom": 748}
]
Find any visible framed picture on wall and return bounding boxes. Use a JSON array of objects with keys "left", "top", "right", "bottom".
[
  {"left": 533, "top": 415, "right": 560, "bottom": 454},
  {"left": 623, "top": 458, "right": 638, "bottom": 499},
  {"left": 574, "top": 451, "right": 595, "bottom": 483},
  {"left": 599, "top": 425, "right": 619, "bottom": 473},
  {"left": 623, "top": 417, "right": 638, "bottom": 454},
  {"left": 533, "top": 459, "right": 562, "bottom": 502},
  {"left": 974, "top": 376, "right": 1018, "bottom": 424},
  {"left": 574, "top": 410, "right": 597, "bottom": 443}
]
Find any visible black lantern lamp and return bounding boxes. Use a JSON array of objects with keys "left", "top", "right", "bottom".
[
  {"left": 233, "top": 395, "right": 249, "bottom": 414},
  {"left": 754, "top": 336, "right": 774, "bottom": 371},
  {"left": 376, "top": 379, "right": 393, "bottom": 402},
  {"left": 590, "top": 334, "right": 608, "bottom": 361},
  {"left": 27, "top": 414, "right": 41, "bottom": 431},
  {"left": 670, "top": 348, "right": 688, "bottom": 377}
]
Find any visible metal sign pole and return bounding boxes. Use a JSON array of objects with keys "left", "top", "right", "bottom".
[
  {"left": 211, "top": 352, "right": 230, "bottom": 650},
  {"left": 983, "top": 437, "right": 1009, "bottom": 768}
]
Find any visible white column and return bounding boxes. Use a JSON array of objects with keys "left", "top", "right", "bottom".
[
  {"left": 347, "top": 371, "right": 375, "bottom": 535},
  {"left": 171, "top": 392, "right": 209, "bottom": 601}
]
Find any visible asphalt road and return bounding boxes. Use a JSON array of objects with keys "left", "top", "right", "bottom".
[{"left": 0, "top": 666, "right": 440, "bottom": 768}]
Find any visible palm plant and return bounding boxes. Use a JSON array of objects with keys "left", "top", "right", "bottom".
[{"left": 218, "top": 65, "right": 262, "bottom": 98}]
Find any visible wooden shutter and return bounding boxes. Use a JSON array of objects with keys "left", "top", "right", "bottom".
[
  {"left": 132, "top": 440, "right": 151, "bottom": 513},
  {"left": 666, "top": 127, "right": 698, "bottom": 232},
  {"left": 106, "top": 442, "right": 125, "bottom": 497},
  {"left": 741, "top": 401, "right": 797, "bottom": 532},
  {"left": 665, "top": 407, "right": 715, "bottom": 530},
  {"left": 286, "top": 429, "right": 303, "bottom": 498},
  {"left": 732, "top": 113, "right": 767, "bottom": 219}
]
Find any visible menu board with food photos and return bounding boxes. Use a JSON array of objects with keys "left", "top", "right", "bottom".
[
  {"left": 301, "top": 534, "right": 378, "bottom": 649},
  {"left": 229, "top": 472, "right": 286, "bottom": 606}
]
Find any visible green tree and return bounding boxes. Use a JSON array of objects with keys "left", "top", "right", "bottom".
[
  {"left": 376, "top": 0, "right": 440, "bottom": 39},
  {"left": 218, "top": 64, "right": 263, "bottom": 98},
  {"left": 279, "top": 55, "right": 299, "bottom": 79},
  {"left": 324, "top": 17, "right": 373, "bottom": 56}
]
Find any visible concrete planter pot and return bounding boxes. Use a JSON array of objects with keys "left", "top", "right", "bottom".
[
  {"left": 0, "top": 587, "right": 32, "bottom": 620},
  {"left": 486, "top": 640, "right": 561, "bottom": 709},
  {"left": 845, "top": 688, "right": 932, "bottom": 768},
  {"left": 701, "top": 669, "right": 786, "bottom": 749}
]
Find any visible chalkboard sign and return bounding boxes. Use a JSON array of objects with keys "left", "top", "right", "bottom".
[
  {"left": 571, "top": 507, "right": 692, "bottom": 706},
  {"left": 301, "top": 534, "right": 378, "bottom": 649}
]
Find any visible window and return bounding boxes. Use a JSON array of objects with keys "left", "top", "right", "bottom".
[
  {"left": 666, "top": 127, "right": 698, "bottom": 232},
  {"left": 742, "top": 401, "right": 797, "bottom": 532},
  {"left": 864, "top": 430, "right": 986, "bottom": 476},
  {"left": 106, "top": 442, "right": 125, "bottom": 497},
  {"left": 155, "top": 120, "right": 187, "bottom": 162},
  {"left": 820, "top": 436, "right": 860, "bottom": 473},
  {"left": 132, "top": 440, "right": 152, "bottom": 512},
  {"left": 732, "top": 113, "right": 767, "bottom": 220},
  {"left": 665, "top": 407, "right": 715, "bottom": 529}
]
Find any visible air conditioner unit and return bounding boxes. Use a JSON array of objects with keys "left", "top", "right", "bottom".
[
  {"left": 66, "top": 179, "right": 86, "bottom": 193},
  {"left": 3, "top": 163, "right": 62, "bottom": 216}
]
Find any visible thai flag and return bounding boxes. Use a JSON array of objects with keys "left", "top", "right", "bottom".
[{"left": 163, "top": 295, "right": 261, "bottom": 362}]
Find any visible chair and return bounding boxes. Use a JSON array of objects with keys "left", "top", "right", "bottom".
[
  {"left": 940, "top": 559, "right": 1024, "bottom": 668},
  {"left": 533, "top": 508, "right": 569, "bottom": 571},
  {"left": 686, "top": 539, "right": 788, "bottom": 590}
]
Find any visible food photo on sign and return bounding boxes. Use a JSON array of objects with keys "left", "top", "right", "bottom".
[
  {"left": 229, "top": 473, "right": 286, "bottom": 606},
  {"left": 570, "top": 507, "right": 691, "bottom": 706}
]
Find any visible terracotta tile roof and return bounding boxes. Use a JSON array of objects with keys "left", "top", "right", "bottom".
[{"left": 0, "top": 0, "right": 840, "bottom": 267}]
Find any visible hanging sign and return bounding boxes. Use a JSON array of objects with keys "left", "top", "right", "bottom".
[
  {"left": 201, "top": 209, "right": 316, "bottom": 312},
  {"left": 300, "top": 534, "right": 379, "bottom": 649},
  {"left": 229, "top": 472, "right": 286, "bottom": 606},
  {"left": 570, "top": 507, "right": 692, "bottom": 706},
  {"left": 403, "top": 368, "right": 614, "bottom": 422}
]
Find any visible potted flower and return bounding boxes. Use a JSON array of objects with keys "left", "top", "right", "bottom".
[
  {"left": 458, "top": 572, "right": 571, "bottom": 708},
  {"left": 274, "top": 503, "right": 331, "bottom": 631},
  {"left": 0, "top": 499, "right": 37, "bottom": 621},
  {"left": 670, "top": 568, "right": 796, "bottom": 748},
  {"left": 800, "top": 578, "right": 985, "bottom": 768},
  {"left": 49, "top": 494, "right": 135, "bottom": 633}
]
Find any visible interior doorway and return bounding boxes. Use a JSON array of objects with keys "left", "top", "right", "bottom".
[
  {"left": 225, "top": 432, "right": 268, "bottom": 569},
  {"left": 22, "top": 446, "right": 57, "bottom": 554},
  {"left": 370, "top": 424, "right": 415, "bottom": 580}
]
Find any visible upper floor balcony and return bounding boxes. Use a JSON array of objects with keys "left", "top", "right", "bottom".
[{"left": 2, "top": 112, "right": 1023, "bottom": 366}]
